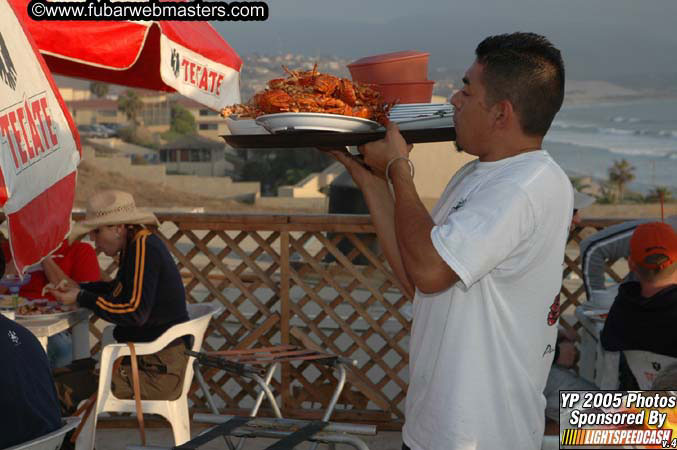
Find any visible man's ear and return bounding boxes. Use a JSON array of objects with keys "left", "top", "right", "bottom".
[
  {"left": 492, "top": 100, "right": 513, "bottom": 129},
  {"left": 628, "top": 258, "right": 637, "bottom": 274}
]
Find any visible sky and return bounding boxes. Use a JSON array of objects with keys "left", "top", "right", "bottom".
[{"left": 213, "top": 0, "right": 677, "bottom": 82}]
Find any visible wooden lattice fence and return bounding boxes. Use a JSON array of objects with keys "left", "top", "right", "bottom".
[
  {"left": 73, "top": 212, "right": 631, "bottom": 428},
  {"left": 558, "top": 218, "right": 629, "bottom": 337}
]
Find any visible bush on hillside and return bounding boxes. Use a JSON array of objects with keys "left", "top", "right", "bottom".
[{"left": 118, "top": 125, "right": 159, "bottom": 148}]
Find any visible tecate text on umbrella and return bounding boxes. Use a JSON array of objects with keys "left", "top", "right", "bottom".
[{"left": 0, "top": 93, "right": 59, "bottom": 174}]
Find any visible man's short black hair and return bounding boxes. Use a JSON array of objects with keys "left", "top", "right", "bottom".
[{"left": 475, "top": 32, "right": 565, "bottom": 137}]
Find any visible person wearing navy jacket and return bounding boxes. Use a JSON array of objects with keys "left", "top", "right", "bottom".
[
  {"left": 1, "top": 241, "right": 61, "bottom": 447},
  {"left": 48, "top": 190, "right": 189, "bottom": 401}
]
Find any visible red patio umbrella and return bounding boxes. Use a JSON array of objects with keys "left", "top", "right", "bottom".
[
  {"left": 8, "top": 0, "right": 243, "bottom": 110},
  {"left": 1, "top": 0, "right": 82, "bottom": 276}
]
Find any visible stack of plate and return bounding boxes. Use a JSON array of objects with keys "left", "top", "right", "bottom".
[{"left": 388, "top": 103, "right": 453, "bottom": 130}]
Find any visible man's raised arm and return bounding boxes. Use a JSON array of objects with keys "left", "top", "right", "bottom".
[
  {"left": 329, "top": 149, "right": 415, "bottom": 298},
  {"left": 356, "top": 124, "right": 459, "bottom": 294}
]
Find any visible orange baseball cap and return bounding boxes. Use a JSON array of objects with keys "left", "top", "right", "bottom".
[{"left": 630, "top": 222, "right": 677, "bottom": 270}]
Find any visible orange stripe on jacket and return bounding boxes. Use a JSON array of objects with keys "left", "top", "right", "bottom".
[
  {"left": 95, "top": 230, "right": 150, "bottom": 313},
  {"left": 95, "top": 229, "right": 146, "bottom": 309},
  {"left": 96, "top": 232, "right": 146, "bottom": 313}
]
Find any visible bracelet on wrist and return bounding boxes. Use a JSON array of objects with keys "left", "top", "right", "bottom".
[{"left": 385, "top": 156, "right": 415, "bottom": 198}]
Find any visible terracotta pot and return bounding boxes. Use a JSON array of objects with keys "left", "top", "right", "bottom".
[{"left": 348, "top": 51, "right": 429, "bottom": 84}]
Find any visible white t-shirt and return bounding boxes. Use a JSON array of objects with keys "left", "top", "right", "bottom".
[{"left": 403, "top": 150, "right": 573, "bottom": 450}]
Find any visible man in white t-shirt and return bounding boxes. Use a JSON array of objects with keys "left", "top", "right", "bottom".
[{"left": 329, "top": 32, "right": 571, "bottom": 449}]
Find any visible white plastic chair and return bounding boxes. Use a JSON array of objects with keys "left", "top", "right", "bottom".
[
  {"left": 624, "top": 350, "right": 677, "bottom": 390},
  {"left": 7, "top": 417, "right": 80, "bottom": 450},
  {"left": 76, "top": 302, "right": 223, "bottom": 450}
]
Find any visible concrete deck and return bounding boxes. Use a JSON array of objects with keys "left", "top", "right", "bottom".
[{"left": 95, "top": 426, "right": 403, "bottom": 450}]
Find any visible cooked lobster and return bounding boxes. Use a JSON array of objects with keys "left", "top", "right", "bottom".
[{"left": 221, "top": 64, "right": 391, "bottom": 125}]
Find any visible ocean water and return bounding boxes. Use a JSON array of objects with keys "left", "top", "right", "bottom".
[{"left": 544, "top": 98, "right": 677, "bottom": 195}]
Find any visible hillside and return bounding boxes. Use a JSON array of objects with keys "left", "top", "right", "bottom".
[
  {"left": 75, "top": 160, "right": 323, "bottom": 213},
  {"left": 75, "top": 160, "right": 253, "bottom": 212}
]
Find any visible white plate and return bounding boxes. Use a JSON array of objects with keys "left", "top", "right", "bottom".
[
  {"left": 225, "top": 118, "right": 270, "bottom": 135},
  {"left": 386, "top": 102, "right": 453, "bottom": 130},
  {"left": 390, "top": 115, "right": 453, "bottom": 130},
  {"left": 391, "top": 103, "right": 451, "bottom": 109},
  {"left": 13, "top": 299, "right": 78, "bottom": 321},
  {"left": 15, "top": 309, "right": 77, "bottom": 321},
  {"left": 256, "top": 113, "right": 382, "bottom": 134},
  {"left": 389, "top": 103, "right": 452, "bottom": 116}
]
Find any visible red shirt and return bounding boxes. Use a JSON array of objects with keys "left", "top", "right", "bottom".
[{"left": 19, "top": 241, "right": 101, "bottom": 300}]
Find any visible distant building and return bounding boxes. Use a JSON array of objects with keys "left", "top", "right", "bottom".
[
  {"left": 159, "top": 135, "right": 234, "bottom": 177},
  {"left": 54, "top": 75, "right": 92, "bottom": 102},
  {"left": 65, "top": 90, "right": 170, "bottom": 132},
  {"left": 66, "top": 98, "right": 126, "bottom": 127},
  {"left": 137, "top": 90, "right": 171, "bottom": 133},
  {"left": 278, "top": 162, "right": 343, "bottom": 198},
  {"left": 56, "top": 76, "right": 227, "bottom": 140},
  {"left": 172, "top": 97, "right": 230, "bottom": 141}
]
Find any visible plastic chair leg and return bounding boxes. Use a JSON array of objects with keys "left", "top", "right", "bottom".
[
  {"left": 165, "top": 400, "right": 191, "bottom": 445},
  {"left": 74, "top": 408, "right": 97, "bottom": 450}
]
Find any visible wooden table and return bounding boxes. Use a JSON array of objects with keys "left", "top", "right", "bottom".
[{"left": 16, "top": 308, "right": 92, "bottom": 359}]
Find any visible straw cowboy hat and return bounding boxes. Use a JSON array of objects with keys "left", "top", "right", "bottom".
[{"left": 69, "top": 190, "right": 159, "bottom": 243}]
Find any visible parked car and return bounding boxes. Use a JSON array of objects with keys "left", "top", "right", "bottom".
[
  {"left": 77, "top": 124, "right": 104, "bottom": 138},
  {"left": 77, "top": 124, "right": 114, "bottom": 138},
  {"left": 98, "top": 123, "right": 125, "bottom": 137}
]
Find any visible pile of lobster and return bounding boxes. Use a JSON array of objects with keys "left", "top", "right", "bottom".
[{"left": 220, "top": 65, "right": 391, "bottom": 125}]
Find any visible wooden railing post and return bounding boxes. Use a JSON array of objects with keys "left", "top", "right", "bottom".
[{"left": 280, "top": 227, "right": 291, "bottom": 410}]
